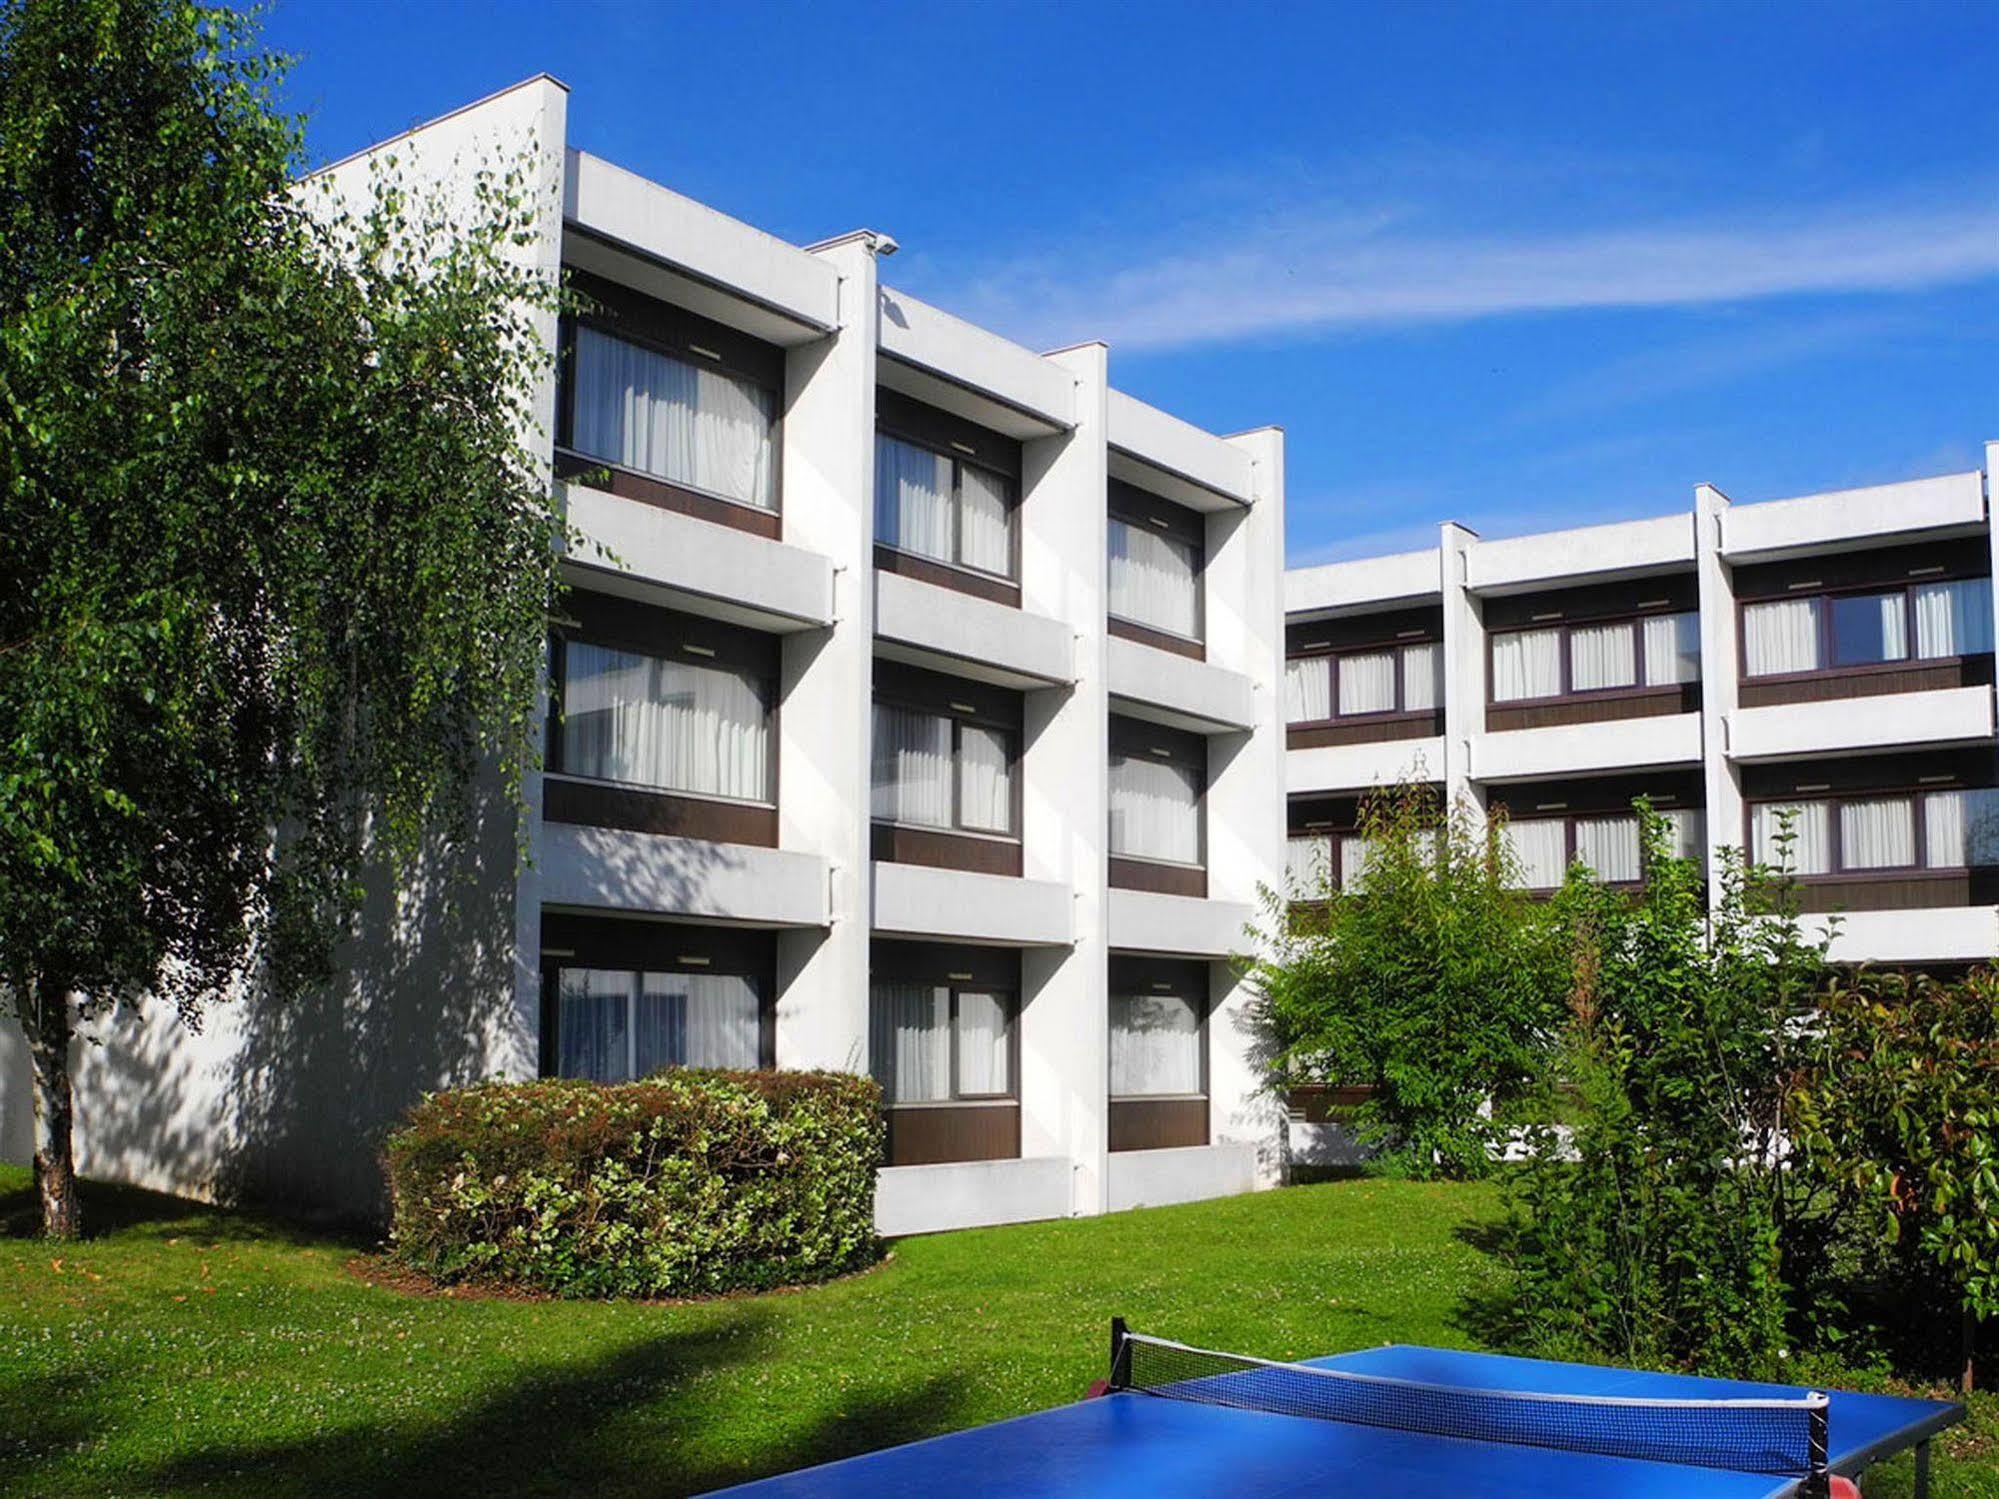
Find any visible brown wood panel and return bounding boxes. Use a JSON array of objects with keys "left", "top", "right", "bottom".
[
  {"left": 884, "top": 1104, "right": 1020, "bottom": 1165},
  {"left": 1739, "top": 656, "right": 1992, "bottom": 708},
  {"left": 871, "top": 822, "right": 1023, "bottom": 876},
  {"left": 1733, "top": 539, "right": 1988, "bottom": 601},
  {"left": 874, "top": 543, "right": 1021, "bottom": 607},
  {"left": 1488, "top": 771, "right": 1704, "bottom": 821},
  {"left": 1109, "top": 857, "right": 1207, "bottom": 898},
  {"left": 565, "top": 265, "right": 787, "bottom": 386},
  {"left": 544, "top": 777, "right": 778, "bottom": 847},
  {"left": 1742, "top": 749, "right": 1997, "bottom": 800},
  {"left": 877, "top": 387, "right": 1022, "bottom": 479},
  {"left": 874, "top": 659, "right": 1023, "bottom": 727},
  {"left": 1483, "top": 574, "right": 1699, "bottom": 631},
  {"left": 871, "top": 939, "right": 1022, "bottom": 991},
  {"left": 1288, "top": 712, "right": 1442, "bottom": 749},
  {"left": 560, "top": 589, "right": 781, "bottom": 676},
  {"left": 1108, "top": 1097, "right": 1208, "bottom": 1152},
  {"left": 1109, "top": 615, "right": 1205, "bottom": 661},
  {"left": 1286, "top": 1084, "right": 1374, "bottom": 1123},
  {"left": 1485, "top": 684, "right": 1700, "bottom": 732},
  {"left": 1791, "top": 870, "right": 1999, "bottom": 913},
  {"left": 1286, "top": 607, "right": 1443, "bottom": 657},
  {"left": 556, "top": 449, "right": 780, "bottom": 539},
  {"left": 1108, "top": 478, "right": 1206, "bottom": 549}
]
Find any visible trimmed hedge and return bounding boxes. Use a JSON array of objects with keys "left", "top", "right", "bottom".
[{"left": 383, "top": 1069, "right": 885, "bottom": 1299}]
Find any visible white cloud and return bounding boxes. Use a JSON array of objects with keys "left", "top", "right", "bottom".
[{"left": 912, "top": 189, "right": 1999, "bottom": 354}]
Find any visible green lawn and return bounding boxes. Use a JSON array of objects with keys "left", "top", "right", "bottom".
[{"left": 1, "top": 1166, "right": 1990, "bottom": 1497}]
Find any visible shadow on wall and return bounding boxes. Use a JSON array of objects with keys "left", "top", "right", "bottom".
[{"left": 4, "top": 778, "right": 740, "bottom": 1226}]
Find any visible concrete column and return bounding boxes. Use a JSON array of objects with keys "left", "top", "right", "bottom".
[
  {"left": 1694, "top": 482, "right": 1743, "bottom": 911},
  {"left": 773, "top": 235, "right": 883, "bottom": 1074},
  {"left": 1438, "top": 522, "right": 1484, "bottom": 814},
  {"left": 1019, "top": 342, "right": 1110, "bottom": 1217},
  {"left": 1210, "top": 425, "right": 1288, "bottom": 1184}
]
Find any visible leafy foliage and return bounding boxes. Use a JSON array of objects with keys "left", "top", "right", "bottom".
[
  {"left": 1250, "top": 781, "right": 1568, "bottom": 1179},
  {"left": 0, "top": 0, "right": 563, "bottom": 1233},
  {"left": 1794, "top": 968, "right": 1999, "bottom": 1385},
  {"left": 384, "top": 1071, "right": 886, "bottom": 1299}
]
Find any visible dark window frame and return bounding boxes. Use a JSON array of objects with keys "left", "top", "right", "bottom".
[
  {"left": 870, "top": 697, "right": 1024, "bottom": 843},
  {"left": 1742, "top": 780, "right": 1999, "bottom": 882},
  {"left": 873, "top": 425, "right": 1022, "bottom": 588},
  {"left": 1487, "top": 605, "right": 1700, "bottom": 708},
  {"left": 546, "top": 593, "right": 780, "bottom": 810},
  {"left": 868, "top": 942, "right": 1022, "bottom": 1107},
  {"left": 1106, "top": 480, "right": 1207, "bottom": 651},
  {"left": 1106, "top": 716, "right": 1208, "bottom": 873},
  {"left": 1737, "top": 569, "right": 1994, "bottom": 685},
  {"left": 1286, "top": 637, "right": 1443, "bottom": 728},
  {"left": 555, "top": 270, "right": 785, "bottom": 526},
  {"left": 1108, "top": 957, "right": 1210, "bottom": 1104}
]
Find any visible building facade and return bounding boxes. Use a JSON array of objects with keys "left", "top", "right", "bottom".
[
  {"left": 1284, "top": 456, "right": 1999, "bottom": 971},
  {"left": 0, "top": 77, "right": 1290, "bottom": 1234}
]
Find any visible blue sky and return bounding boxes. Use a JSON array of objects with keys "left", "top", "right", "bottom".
[{"left": 268, "top": 1, "right": 1997, "bottom": 565}]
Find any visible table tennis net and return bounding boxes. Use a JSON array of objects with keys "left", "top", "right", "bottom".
[{"left": 1112, "top": 1330, "right": 1828, "bottom": 1479}]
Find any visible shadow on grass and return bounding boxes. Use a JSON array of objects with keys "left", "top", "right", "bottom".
[
  {"left": 121, "top": 1306, "right": 972, "bottom": 1499},
  {"left": 1447, "top": 1215, "right": 1528, "bottom": 1351},
  {"left": 0, "top": 1168, "right": 373, "bottom": 1251}
]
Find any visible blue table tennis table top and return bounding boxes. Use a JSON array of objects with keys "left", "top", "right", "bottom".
[{"left": 706, "top": 1343, "right": 1961, "bottom": 1498}]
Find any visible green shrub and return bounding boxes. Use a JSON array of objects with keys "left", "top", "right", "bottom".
[
  {"left": 383, "top": 1069, "right": 885, "bottom": 1299},
  {"left": 1250, "top": 780, "right": 1567, "bottom": 1178}
]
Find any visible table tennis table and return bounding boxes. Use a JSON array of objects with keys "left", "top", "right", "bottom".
[{"left": 707, "top": 1320, "right": 1962, "bottom": 1498}]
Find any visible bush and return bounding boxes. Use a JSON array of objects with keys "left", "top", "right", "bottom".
[
  {"left": 1250, "top": 780, "right": 1567, "bottom": 1178},
  {"left": 1490, "top": 807, "right": 1832, "bottom": 1375},
  {"left": 383, "top": 1069, "right": 885, "bottom": 1299}
]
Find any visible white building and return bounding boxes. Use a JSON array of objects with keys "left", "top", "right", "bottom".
[
  {"left": 0, "top": 77, "right": 1289, "bottom": 1235},
  {"left": 1285, "top": 455, "right": 1999, "bottom": 972}
]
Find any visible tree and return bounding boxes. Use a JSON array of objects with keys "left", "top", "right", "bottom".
[
  {"left": 1250, "top": 781, "right": 1568, "bottom": 1178},
  {"left": 0, "top": 0, "right": 563, "bottom": 1235}
]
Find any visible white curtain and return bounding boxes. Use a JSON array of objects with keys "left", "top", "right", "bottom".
[
  {"left": 1286, "top": 835, "right": 1332, "bottom": 889},
  {"left": 875, "top": 435, "right": 953, "bottom": 563},
  {"left": 1574, "top": 816, "right": 1640, "bottom": 883},
  {"left": 1839, "top": 796, "right": 1915, "bottom": 871},
  {"left": 955, "top": 990, "right": 1010, "bottom": 1095},
  {"left": 1109, "top": 993, "right": 1201, "bottom": 1097},
  {"left": 557, "top": 968, "right": 630, "bottom": 1082},
  {"left": 571, "top": 327, "right": 776, "bottom": 510},
  {"left": 1663, "top": 808, "right": 1706, "bottom": 862},
  {"left": 1109, "top": 754, "right": 1201, "bottom": 864},
  {"left": 870, "top": 982, "right": 950, "bottom": 1104},
  {"left": 958, "top": 465, "right": 1012, "bottom": 575},
  {"left": 1925, "top": 788, "right": 1999, "bottom": 868},
  {"left": 1339, "top": 834, "right": 1375, "bottom": 890},
  {"left": 871, "top": 705, "right": 953, "bottom": 827},
  {"left": 957, "top": 724, "right": 1013, "bottom": 833},
  {"left": 1751, "top": 801, "right": 1832, "bottom": 874},
  {"left": 1338, "top": 651, "right": 1397, "bottom": 715},
  {"left": 635, "top": 972, "right": 761, "bottom": 1072},
  {"left": 1569, "top": 622, "right": 1637, "bottom": 692},
  {"left": 1831, "top": 591, "right": 1907, "bottom": 665},
  {"left": 1505, "top": 818, "right": 1569, "bottom": 889},
  {"left": 1742, "top": 599, "right": 1821, "bottom": 677},
  {"left": 1914, "top": 578, "right": 1994, "bottom": 659},
  {"left": 562, "top": 642, "right": 768, "bottom": 800},
  {"left": 1284, "top": 657, "right": 1332, "bottom": 724},
  {"left": 1108, "top": 518, "right": 1200, "bottom": 639},
  {"left": 1643, "top": 612, "right": 1701, "bottom": 684},
  {"left": 1492, "top": 628, "right": 1561, "bottom": 701},
  {"left": 1401, "top": 643, "right": 1441, "bottom": 711}
]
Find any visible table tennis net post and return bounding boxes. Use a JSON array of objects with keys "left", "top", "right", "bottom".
[{"left": 1105, "top": 1322, "right": 1831, "bottom": 1490}]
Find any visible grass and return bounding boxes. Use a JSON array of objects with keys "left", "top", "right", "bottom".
[{"left": 1, "top": 1166, "right": 1991, "bottom": 1497}]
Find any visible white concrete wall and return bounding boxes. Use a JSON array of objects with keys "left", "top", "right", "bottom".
[
  {"left": 540, "top": 824, "right": 829, "bottom": 928},
  {"left": 1476, "top": 712, "right": 1703, "bottom": 783},
  {"left": 870, "top": 864, "right": 1072, "bottom": 947},
  {"left": 1729, "top": 687, "right": 1995, "bottom": 762},
  {"left": 874, "top": 1156, "right": 1072, "bottom": 1237},
  {"left": 1107, "top": 636, "right": 1257, "bottom": 732},
  {"left": 1104, "top": 1142, "right": 1258, "bottom": 1211},
  {"left": 874, "top": 568, "right": 1074, "bottom": 687},
  {"left": 1439, "top": 523, "right": 1483, "bottom": 811}
]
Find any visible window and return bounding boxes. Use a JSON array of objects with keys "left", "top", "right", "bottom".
[
  {"left": 869, "top": 981, "right": 1014, "bottom": 1103},
  {"left": 1504, "top": 806, "right": 1705, "bottom": 889},
  {"left": 1109, "top": 992, "right": 1203, "bottom": 1097},
  {"left": 569, "top": 326, "right": 777, "bottom": 511},
  {"left": 553, "top": 967, "right": 761, "bottom": 1081},
  {"left": 1285, "top": 642, "right": 1441, "bottom": 724},
  {"left": 1492, "top": 611, "right": 1701, "bottom": 704},
  {"left": 1286, "top": 834, "right": 1333, "bottom": 889},
  {"left": 1752, "top": 786, "right": 1999, "bottom": 875},
  {"left": 875, "top": 433, "right": 1015, "bottom": 578},
  {"left": 1504, "top": 818, "right": 1571, "bottom": 888},
  {"left": 871, "top": 704, "right": 1017, "bottom": 837},
  {"left": 558, "top": 640, "right": 771, "bottom": 802},
  {"left": 1108, "top": 517, "right": 1201, "bottom": 640},
  {"left": 1109, "top": 751, "right": 1202, "bottom": 865},
  {"left": 1744, "top": 576, "right": 1994, "bottom": 677}
]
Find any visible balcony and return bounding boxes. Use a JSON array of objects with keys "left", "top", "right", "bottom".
[
  {"left": 874, "top": 568, "right": 1075, "bottom": 689},
  {"left": 870, "top": 862, "right": 1073, "bottom": 948},
  {"left": 561, "top": 480, "right": 834, "bottom": 633},
  {"left": 1286, "top": 735, "right": 1447, "bottom": 796},
  {"left": 1476, "top": 711, "right": 1703, "bottom": 783},
  {"left": 1107, "top": 635, "right": 1256, "bottom": 734},
  {"left": 538, "top": 822, "right": 828, "bottom": 928},
  {"left": 1107, "top": 887, "right": 1253, "bottom": 959},
  {"left": 1728, "top": 687, "right": 1994, "bottom": 763},
  {"left": 1817, "top": 906, "right": 1999, "bottom": 966},
  {"left": 1722, "top": 469, "right": 1986, "bottom": 564}
]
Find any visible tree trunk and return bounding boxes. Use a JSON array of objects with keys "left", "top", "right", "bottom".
[
  {"left": 1964, "top": 1303, "right": 1977, "bottom": 1395},
  {"left": 25, "top": 978, "right": 80, "bottom": 1240}
]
